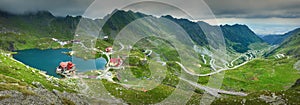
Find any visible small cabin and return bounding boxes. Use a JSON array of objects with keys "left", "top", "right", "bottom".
[
  {"left": 109, "top": 58, "right": 122, "bottom": 67},
  {"left": 56, "top": 61, "right": 76, "bottom": 78}
]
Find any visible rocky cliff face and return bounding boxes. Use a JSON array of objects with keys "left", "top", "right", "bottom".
[
  {"left": 0, "top": 84, "right": 88, "bottom": 105},
  {"left": 291, "top": 79, "right": 300, "bottom": 89}
]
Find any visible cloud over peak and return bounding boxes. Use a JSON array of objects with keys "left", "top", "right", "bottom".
[{"left": 204, "top": 0, "right": 300, "bottom": 18}]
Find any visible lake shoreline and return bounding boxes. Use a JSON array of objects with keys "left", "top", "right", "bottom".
[
  {"left": 5, "top": 51, "right": 54, "bottom": 79},
  {"left": 12, "top": 48, "right": 107, "bottom": 77}
]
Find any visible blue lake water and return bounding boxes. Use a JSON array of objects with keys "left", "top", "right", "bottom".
[{"left": 13, "top": 49, "right": 107, "bottom": 77}]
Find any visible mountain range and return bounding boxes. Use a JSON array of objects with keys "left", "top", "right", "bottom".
[
  {"left": 102, "top": 10, "right": 264, "bottom": 53},
  {"left": 266, "top": 28, "right": 300, "bottom": 57},
  {"left": 260, "top": 28, "right": 300, "bottom": 45},
  {"left": 0, "top": 10, "right": 265, "bottom": 53}
]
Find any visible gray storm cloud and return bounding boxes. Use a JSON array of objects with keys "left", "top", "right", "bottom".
[
  {"left": 0, "top": 0, "right": 299, "bottom": 19},
  {"left": 204, "top": 0, "right": 300, "bottom": 18},
  {"left": 0, "top": 0, "right": 94, "bottom": 16}
]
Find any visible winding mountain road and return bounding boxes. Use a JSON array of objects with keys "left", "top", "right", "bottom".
[
  {"left": 118, "top": 42, "right": 124, "bottom": 51},
  {"left": 176, "top": 50, "right": 256, "bottom": 77},
  {"left": 176, "top": 57, "right": 252, "bottom": 77},
  {"left": 180, "top": 77, "right": 248, "bottom": 97},
  {"left": 201, "top": 55, "right": 207, "bottom": 64},
  {"left": 174, "top": 51, "right": 258, "bottom": 97}
]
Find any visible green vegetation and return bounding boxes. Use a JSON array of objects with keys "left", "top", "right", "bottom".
[
  {"left": 0, "top": 32, "right": 64, "bottom": 51},
  {"left": 0, "top": 50, "right": 78, "bottom": 94},
  {"left": 102, "top": 10, "right": 146, "bottom": 38},
  {"left": 0, "top": 10, "right": 85, "bottom": 51},
  {"left": 0, "top": 74, "right": 34, "bottom": 95},
  {"left": 0, "top": 9, "right": 299, "bottom": 104},
  {"left": 102, "top": 10, "right": 265, "bottom": 54},
  {"left": 266, "top": 29, "right": 300, "bottom": 57},
  {"left": 248, "top": 43, "right": 270, "bottom": 50},
  {"left": 103, "top": 80, "right": 175, "bottom": 104},
  {"left": 95, "top": 39, "right": 113, "bottom": 51},
  {"left": 222, "top": 58, "right": 299, "bottom": 92},
  {"left": 82, "top": 79, "right": 188, "bottom": 104},
  {"left": 211, "top": 88, "right": 300, "bottom": 105},
  {"left": 221, "top": 24, "right": 264, "bottom": 53},
  {"left": 100, "top": 55, "right": 300, "bottom": 104},
  {"left": 162, "top": 15, "right": 209, "bottom": 46},
  {"left": 186, "top": 57, "right": 300, "bottom": 105},
  {"left": 95, "top": 38, "right": 185, "bottom": 104}
]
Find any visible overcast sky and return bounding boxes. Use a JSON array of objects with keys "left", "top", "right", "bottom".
[{"left": 0, "top": 0, "right": 299, "bottom": 35}]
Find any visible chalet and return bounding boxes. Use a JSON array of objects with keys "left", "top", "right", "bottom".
[
  {"left": 56, "top": 61, "right": 76, "bottom": 77},
  {"left": 109, "top": 58, "right": 122, "bottom": 67}
]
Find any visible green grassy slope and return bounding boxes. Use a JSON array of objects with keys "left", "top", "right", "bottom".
[
  {"left": 82, "top": 57, "right": 300, "bottom": 104},
  {"left": 266, "top": 29, "right": 300, "bottom": 58},
  {"left": 0, "top": 10, "right": 87, "bottom": 51},
  {"left": 222, "top": 58, "right": 300, "bottom": 92},
  {"left": 221, "top": 24, "right": 265, "bottom": 53}
]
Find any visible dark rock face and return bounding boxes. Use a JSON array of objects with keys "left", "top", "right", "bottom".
[
  {"left": 8, "top": 41, "right": 15, "bottom": 51},
  {"left": 32, "top": 81, "right": 45, "bottom": 89},
  {"left": 0, "top": 90, "right": 49, "bottom": 105},
  {"left": 0, "top": 81, "right": 127, "bottom": 104},
  {"left": 0, "top": 86, "right": 89, "bottom": 105},
  {"left": 291, "top": 79, "right": 300, "bottom": 88}
]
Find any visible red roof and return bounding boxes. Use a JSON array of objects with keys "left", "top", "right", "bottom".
[
  {"left": 110, "top": 58, "right": 121, "bottom": 66},
  {"left": 67, "top": 62, "right": 75, "bottom": 70},
  {"left": 105, "top": 47, "right": 113, "bottom": 52},
  {"left": 60, "top": 62, "right": 67, "bottom": 68},
  {"left": 110, "top": 58, "right": 120, "bottom": 63},
  {"left": 60, "top": 62, "right": 75, "bottom": 70}
]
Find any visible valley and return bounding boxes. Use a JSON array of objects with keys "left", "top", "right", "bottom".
[{"left": 0, "top": 9, "right": 299, "bottom": 105}]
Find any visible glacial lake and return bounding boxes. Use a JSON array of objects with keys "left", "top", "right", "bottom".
[{"left": 13, "top": 49, "right": 107, "bottom": 77}]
